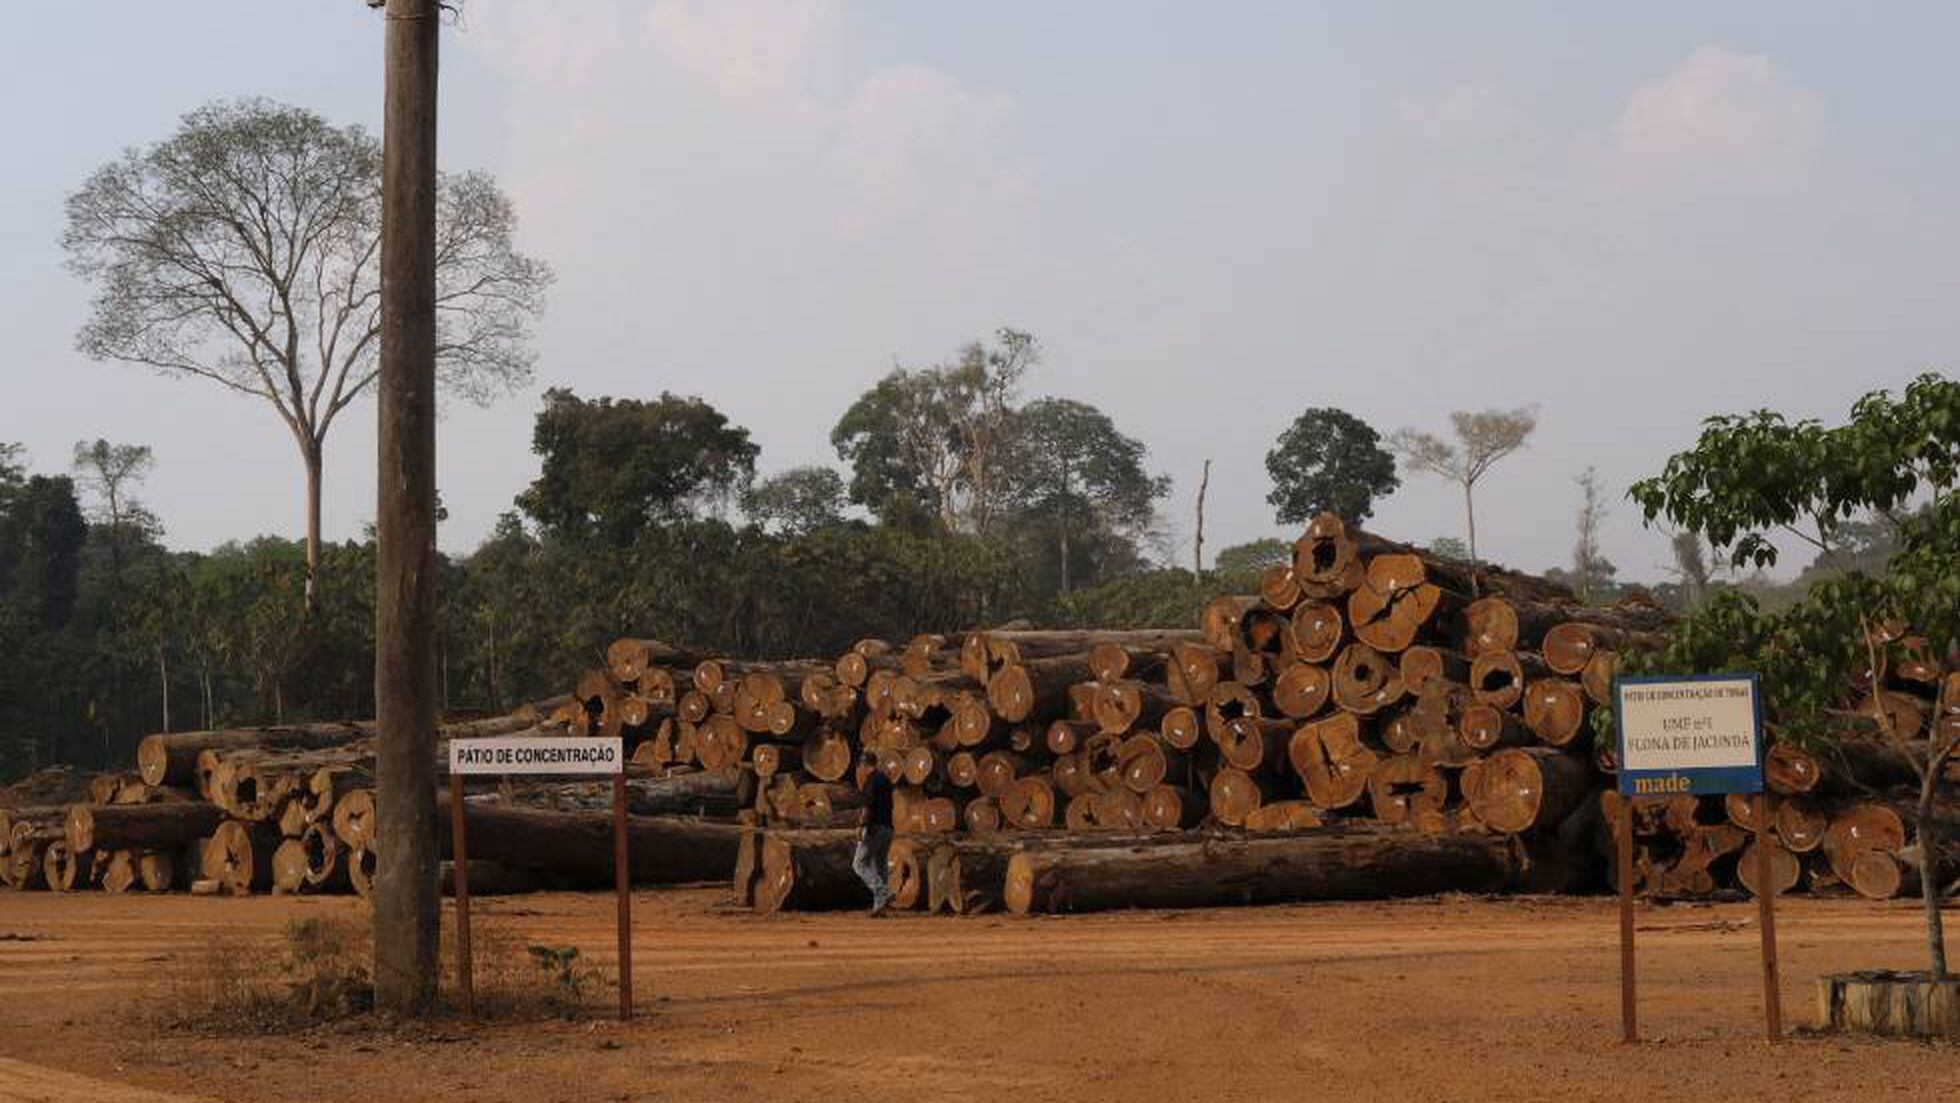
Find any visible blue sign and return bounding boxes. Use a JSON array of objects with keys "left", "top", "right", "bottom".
[{"left": 1614, "top": 673, "right": 1763, "bottom": 797}]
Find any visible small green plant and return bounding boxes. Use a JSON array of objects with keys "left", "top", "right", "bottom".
[{"left": 525, "top": 944, "right": 595, "bottom": 1018}]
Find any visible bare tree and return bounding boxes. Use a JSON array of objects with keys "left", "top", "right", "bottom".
[
  {"left": 1193, "top": 458, "right": 1211, "bottom": 575},
  {"left": 1388, "top": 407, "right": 1537, "bottom": 586},
  {"left": 70, "top": 440, "right": 157, "bottom": 576},
  {"left": 63, "top": 98, "right": 550, "bottom": 610},
  {"left": 1571, "top": 466, "right": 1613, "bottom": 602}
]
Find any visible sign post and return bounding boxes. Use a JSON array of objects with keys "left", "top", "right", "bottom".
[
  {"left": 1613, "top": 673, "right": 1778, "bottom": 1042},
  {"left": 447, "top": 735, "right": 630, "bottom": 1020}
]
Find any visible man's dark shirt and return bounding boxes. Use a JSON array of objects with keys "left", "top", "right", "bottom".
[{"left": 863, "top": 769, "right": 894, "bottom": 829}]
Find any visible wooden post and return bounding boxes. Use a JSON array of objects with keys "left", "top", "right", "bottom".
[
  {"left": 1618, "top": 796, "right": 1637, "bottom": 1044},
  {"left": 1753, "top": 791, "right": 1782, "bottom": 1040},
  {"left": 614, "top": 770, "right": 633, "bottom": 1021},
  {"left": 449, "top": 773, "right": 474, "bottom": 1017},
  {"left": 373, "top": 0, "right": 443, "bottom": 1017}
]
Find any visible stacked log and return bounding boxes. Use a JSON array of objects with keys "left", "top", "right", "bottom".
[
  {"left": 9, "top": 512, "right": 1948, "bottom": 916},
  {"left": 728, "top": 512, "right": 1689, "bottom": 914}
]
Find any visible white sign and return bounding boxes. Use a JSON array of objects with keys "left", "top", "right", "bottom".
[
  {"left": 449, "top": 736, "right": 623, "bottom": 775},
  {"left": 1615, "top": 675, "right": 1762, "bottom": 795}
]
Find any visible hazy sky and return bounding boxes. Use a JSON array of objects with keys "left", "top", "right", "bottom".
[{"left": 4, "top": 2, "right": 1956, "bottom": 582}]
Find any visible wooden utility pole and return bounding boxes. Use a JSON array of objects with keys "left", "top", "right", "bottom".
[{"left": 372, "top": 0, "right": 442, "bottom": 1017}]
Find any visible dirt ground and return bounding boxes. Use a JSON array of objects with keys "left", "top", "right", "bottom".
[{"left": 0, "top": 888, "right": 1951, "bottom": 1103}]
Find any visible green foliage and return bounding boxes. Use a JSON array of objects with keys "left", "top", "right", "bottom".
[
  {"left": 524, "top": 945, "right": 595, "bottom": 1017},
  {"left": 741, "top": 466, "right": 848, "bottom": 536},
  {"left": 1614, "top": 373, "right": 1959, "bottom": 745},
  {"left": 1629, "top": 372, "right": 1958, "bottom": 569},
  {"left": 1213, "top": 538, "right": 1291, "bottom": 575},
  {"left": 830, "top": 329, "right": 1033, "bottom": 533},
  {"left": 517, "top": 388, "right": 759, "bottom": 544},
  {"left": 1006, "top": 397, "right": 1169, "bottom": 591},
  {"left": 1427, "top": 536, "right": 1470, "bottom": 560},
  {"left": 1264, "top": 407, "right": 1400, "bottom": 523}
]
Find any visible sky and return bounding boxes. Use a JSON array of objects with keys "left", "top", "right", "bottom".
[{"left": 4, "top": 2, "right": 1957, "bottom": 583}]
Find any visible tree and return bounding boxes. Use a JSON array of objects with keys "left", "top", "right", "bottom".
[
  {"left": 1629, "top": 372, "right": 1958, "bottom": 981},
  {"left": 1428, "top": 536, "right": 1470, "bottom": 560},
  {"left": 517, "top": 389, "right": 759, "bottom": 544},
  {"left": 63, "top": 98, "right": 550, "bottom": 609},
  {"left": 71, "top": 440, "right": 157, "bottom": 581},
  {"left": 1569, "top": 466, "right": 1616, "bottom": 603},
  {"left": 832, "top": 329, "right": 1033, "bottom": 533},
  {"left": 1005, "top": 397, "right": 1169, "bottom": 591},
  {"left": 1389, "top": 407, "right": 1537, "bottom": 583},
  {"left": 742, "top": 467, "right": 848, "bottom": 536},
  {"left": 1213, "top": 537, "right": 1291, "bottom": 576},
  {"left": 1264, "top": 407, "right": 1400, "bottom": 524},
  {"left": 0, "top": 475, "right": 88, "bottom": 632}
]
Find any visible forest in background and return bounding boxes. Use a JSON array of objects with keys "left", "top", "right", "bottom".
[{"left": 0, "top": 324, "right": 1880, "bottom": 780}]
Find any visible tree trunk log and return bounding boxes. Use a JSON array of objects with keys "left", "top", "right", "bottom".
[{"left": 1003, "top": 826, "right": 1523, "bottom": 915}]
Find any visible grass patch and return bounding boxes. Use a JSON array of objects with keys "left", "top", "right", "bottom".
[{"left": 147, "top": 911, "right": 610, "bottom": 1033}]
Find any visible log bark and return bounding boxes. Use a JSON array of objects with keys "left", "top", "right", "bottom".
[
  {"left": 754, "top": 829, "right": 870, "bottom": 913},
  {"left": 66, "top": 801, "right": 226, "bottom": 855},
  {"left": 1003, "top": 826, "right": 1523, "bottom": 915},
  {"left": 436, "top": 797, "right": 741, "bottom": 886}
]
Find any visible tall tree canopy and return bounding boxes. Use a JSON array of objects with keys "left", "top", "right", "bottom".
[
  {"left": 62, "top": 98, "right": 550, "bottom": 607},
  {"left": 0, "top": 473, "right": 87, "bottom": 632},
  {"left": 831, "top": 329, "right": 1033, "bottom": 532},
  {"left": 1264, "top": 407, "right": 1400, "bottom": 524},
  {"left": 742, "top": 466, "right": 849, "bottom": 536},
  {"left": 517, "top": 388, "right": 759, "bottom": 544},
  {"left": 1006, "top": 397, "right": 1169, "bottom": 591}
]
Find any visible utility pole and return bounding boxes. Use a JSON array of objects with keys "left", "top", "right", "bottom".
[{"left": 372, "top": 0, "right": 442, "bottom": 1017}]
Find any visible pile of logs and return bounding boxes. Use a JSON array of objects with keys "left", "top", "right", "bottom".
[
  {"left": 5, "top": 511, "right": 1950, "bottom": 916},
  {"left": 0, "top": 706, "right": 746, "bottom": 898},
  {"left": 711, "top": 513, "right": 1686, "bottom": 914}
]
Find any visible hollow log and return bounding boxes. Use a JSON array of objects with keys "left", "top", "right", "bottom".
[
  {"left": 1367, "top": 754, "right": 1448, "bottom": 832},
  {"left": 1331, "top": 643, "right": 1405, "bottom": 715},
  {"left": 887, "top": 838, "right": 928, "bottom": 910},
  {"left": 1003, "top": 826, "right": 1524, "bottom": 915}
]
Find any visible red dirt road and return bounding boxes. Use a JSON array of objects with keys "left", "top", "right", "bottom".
[{"left": 0, "top": 889, "right": 1951, "bottom": 1102}]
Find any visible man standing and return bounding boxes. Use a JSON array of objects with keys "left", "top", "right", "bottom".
[{"left": 852, "top": 750, "right": 895, "bottom": 916}]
